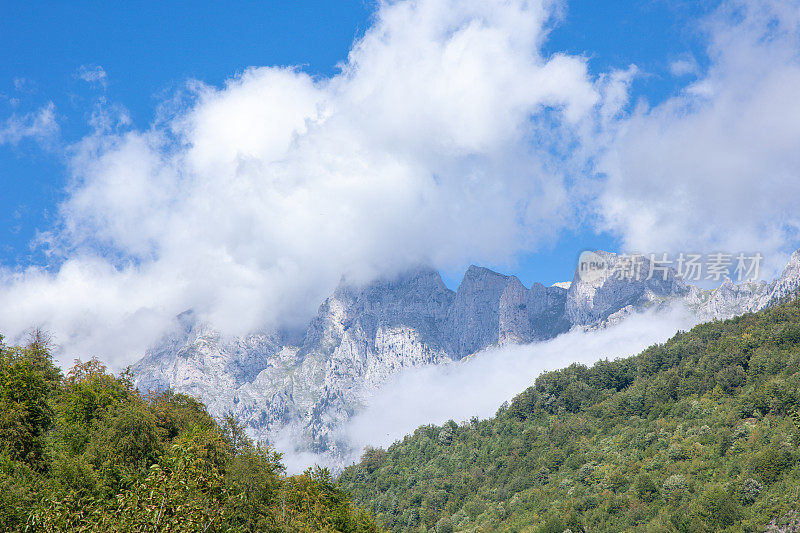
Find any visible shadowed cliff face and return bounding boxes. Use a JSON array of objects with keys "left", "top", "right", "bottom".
[
  {"left": 448, "top": 266, "right": 511, "bottom": 359},
  {"left": 132, "top": 250, "right": 800, "bottom": 470},
  {"left": 499, "top": 278, "right": 570, "bottom": 345},
  {"left": 564, "top": 251, "right": 690, "bottom": 326}
]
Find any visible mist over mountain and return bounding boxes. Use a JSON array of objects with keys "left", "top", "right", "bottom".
[
  {"left": 3, "top": 0, "right": 800, "bottom": 531},
  {"left": 132, "top": 250, "right": 800, "bottom": 471}
]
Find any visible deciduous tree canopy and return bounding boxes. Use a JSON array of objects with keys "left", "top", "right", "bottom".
[{"left": 0, "top": 336, "right": 381, "bottom": 532}]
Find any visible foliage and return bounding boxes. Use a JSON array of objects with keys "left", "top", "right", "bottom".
[
  {"left": 0, "top": 335, "right": 381, "bottom": 532},
  {"left": 340, "top": 299, "right": 800, "bottom": 532}
]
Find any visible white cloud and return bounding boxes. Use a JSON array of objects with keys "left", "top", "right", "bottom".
[
  {"left": 599, "top": 0, "right": 800, "bottom": 276},
  {"left": 669, "top": 56, "right": 699, "bottom": 77},
  {"left": 0, "top": 103, "right": 59, "bottom": 146},
  {"left": 0, "top": 257, "right": 183, "bottom": 364},
  {"left": 75, "top": 65, "right": 108, "bottom": 88},
  {"left": 0, "top": 0, "right": 610, "bottom": 368},
  {"left": 338, "top": 306, "right": 696, "bottom": 466},
  {"left": 13, "top": 78, "right": 28, "bottom": 92},
  {"left": 5, "top": 0, "right": 797, "bottom": 371}
]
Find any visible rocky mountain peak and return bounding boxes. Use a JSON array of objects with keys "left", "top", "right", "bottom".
[
  {"left": 449, "top": 266, "right": 513, "bottom": 358},
  {"left": 461, "top": 264, "right": 509, "bottom": 283},
  {"left": 771, "top": 250, "right": 800, "bottom": 300},
  {"left": 133, "top": 249, "right": 800, "bottom": 471},
  {"left": 778, "top": 250, "right": 800, "bottom": 282},
  {"left": 565, "top": 251, "right": 689, "bottom": 326}
]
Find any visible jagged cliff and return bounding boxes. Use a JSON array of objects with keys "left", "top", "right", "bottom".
[{"left": 132, "top": 250, "right": 800, "bottom": 469}]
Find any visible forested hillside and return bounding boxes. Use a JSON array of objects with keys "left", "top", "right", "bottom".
[
  {"left": 6, "top": 302, "right": 800, "bottom": 533},
  {"left": 340, "top": 300, "right": 800, "bottom": 532},
  {"left": 0, "top": 333, "right": 381, "bottom": 532}
]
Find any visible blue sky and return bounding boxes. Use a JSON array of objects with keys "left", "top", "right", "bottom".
[
  {"left": 1, "top": 0, "right": 718, "bottom": 288},
  {"left": 2, "top": 0, "right": 799, "bottom": 366},
  {"left": 1, "top": 0, "right": 372, "bottom": 268}
]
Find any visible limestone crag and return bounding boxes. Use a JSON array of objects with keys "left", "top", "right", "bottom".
[{"left": 133, "top": 250, "right": 800, "bottom": 470}]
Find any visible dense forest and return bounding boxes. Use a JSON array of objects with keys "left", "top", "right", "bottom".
[
  {"left": 0, "top": 333, "right": 381, "bottom": 532},
  {"left": 340, "top": 300, "right": 800, "bottom": 532},
  {"left": 6, "top": 301, "right": 800, "bottom": 532}
]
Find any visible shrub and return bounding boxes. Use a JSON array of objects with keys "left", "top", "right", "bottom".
[
  {"left": 435, "top": 516, "right": 454, "bottom": 533},
  {"left": 750, "top": 446, "right": 792, "bottom": 483},
  {"left": 667, "top": 443, "right": 687, "bottom": 461},
  {"left": 634, "top": 473, "right": 659, "bottom": 502},
  {"left": 576, "top": 463, "right": 594, "bottom": 484},
  {"left": 695, "top": 484, "right": 740, "bottom": 529},
  {"left": 740, "top": 478, "right": 762, "bottom": 505},
  {"left": 534, "top": 466, "right": 550, "bottom": 485},
  {"left": 662, "top": 474, "right": 688, "bottom": 500}
]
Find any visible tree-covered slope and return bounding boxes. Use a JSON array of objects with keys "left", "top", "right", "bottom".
[
  {"left": 0, "top": 333, "right": 382, "bottom": 533},
  {"left": 339, "top": 300, "right": 800, "bottom": 532}
]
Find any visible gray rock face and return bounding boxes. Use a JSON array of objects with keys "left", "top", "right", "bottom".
[
  {"left": 497, "top": 277, "right": 532, "bottom": 345},
  {"left": 687, "top": 250, "right": 800, "bottom": 320},
  {"left": 767, "top": 250, "right": 800, "bottom": 303},
  {"left": 132, "top": 250, "right": 800, "bottom": 470},
  {"left": 447, "top": 267, "right": 569, "bottom": 356},
  {"left": 565, "top": 251, "right": 690, "bottom": 326},
  {"left": 449, "top": 266, "right": 513, "bottom": 358},
  {"left": 327, "top": 266, "right": 454, "bottom": 354},
  {"left": 690, "top": 279, "right": 768, "bottom": 321},
  {"left": 764, "top": 510, "right": 800, "bottom": 533},
  {"left": 499, "top": 279, "right": 569, "bottom": 345}
]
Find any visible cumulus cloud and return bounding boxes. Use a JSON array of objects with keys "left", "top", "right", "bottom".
[
  {"left": 337, "top": 306, "right": 697, "bottom": 466},
  {"left": 3, "top": 0, "right": 797, "bottom": 370},
  {"left": 0, "top": 102, "right": 59, "bottom": 146},
  {"left": 599, "top": 0, "right": 800, "bottom": 276},
  {"left": 0, "top": 0, "right": 610, "bottom": 368}
]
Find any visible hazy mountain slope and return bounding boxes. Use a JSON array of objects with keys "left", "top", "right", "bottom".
[
  {"left": 340, "top": 298, "right": 800, "bottom": 532},
  {"left": 132, "top": 250, "right": 800, "bottom": 468}
]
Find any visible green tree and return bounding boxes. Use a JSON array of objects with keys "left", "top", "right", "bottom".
[
  {"left": 0, "top": 342, "right": 58, "bottom": 467},
  {"left": 695, "top": 484, "right": 740, "bottom": 530}
]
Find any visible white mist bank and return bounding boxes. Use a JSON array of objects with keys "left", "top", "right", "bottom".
[
  {"left": 344, "top": 307, "right": 697, "bottom": 454},
  {"left": 274, "top": 306, "right": 698, "bottom": 473}
]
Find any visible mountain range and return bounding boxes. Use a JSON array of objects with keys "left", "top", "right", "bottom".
[{"left": 132, "top": 250, "right": 800, "bottom": 469}]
